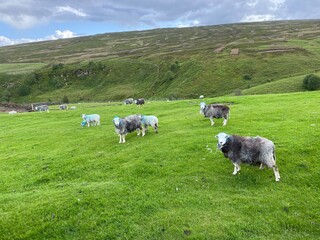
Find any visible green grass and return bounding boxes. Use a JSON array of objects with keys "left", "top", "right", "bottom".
[
  {"left": 241, "top": 74, "right": 310, "bottom": 95},
  {"left": 0, "top": 63, "right": 46, "bottom": 74},
  {"left": 0, "top": 92, "right": 319, "bottom": 239}
]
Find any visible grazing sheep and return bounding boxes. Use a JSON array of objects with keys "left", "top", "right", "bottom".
[
  {"left": 124, "top": 98, "right": 134, "bottom": 105},
  {"left": 140, "top": 115, "right": 158, "bottom": 135},
  {"left": 215, "top": 132, "right": 280, "bottom": 181},
  {"left": 59, "top": 104, "right": 68, "bottom": 110},
  {"left": 200, "top": 102, "right": 230, "bottom": 126},
  {"left": 35, "top": 105, "right": 49, "bottom": 112},
  {"left": 70, "top": 106, "right": 76, "bottom": 110},
  {"left": 113, "top": 115, "right": 143, "bottom": 143},
  {"left": 134, "top": 98, "right": 145, "bottom": 106},
  {"left": 81, "top": 114, "right": 100, "bottom": 127},
  {"left": 199, "top": 95, "right": 204, "bottom": 99},
  {"left": 8, "top": 110, "right": 17, "bottom": 114}
]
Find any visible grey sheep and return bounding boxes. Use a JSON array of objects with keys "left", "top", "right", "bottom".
[
  {"left": 216, "top": 132, "right": 280, "bottom": 181},
  {"left": 200, "top": 102, "right": 230, "bottom": 126}
]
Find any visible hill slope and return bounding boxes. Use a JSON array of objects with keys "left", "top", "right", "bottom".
[{"left": 1, "top": 20, "right": 320, "bottom": 102}]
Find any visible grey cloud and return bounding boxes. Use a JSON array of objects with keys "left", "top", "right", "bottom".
[{"left": 1, "top": 0, "right": 320, "bottom": 30}]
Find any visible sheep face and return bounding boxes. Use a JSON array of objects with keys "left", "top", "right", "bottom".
[
  {"left": 215, "top": 132, "right": 229, "bottom": 149},
  {"left": 200, "top": 102, "right": 206, "bottom": 114},
  {"left": 113, "top": 117, "right": 121, "bottom": 127}
]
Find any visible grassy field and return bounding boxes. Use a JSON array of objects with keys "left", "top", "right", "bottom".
[{"left": 0, "top": 91, "right": 319, "bottom": 239}]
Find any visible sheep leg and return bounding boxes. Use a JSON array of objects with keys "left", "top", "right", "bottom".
[
  {"left": 137, "top": 129, "right": 141, "bottom": 136},
  {"left": 273, "top": 165, "right": 280, "bottom": 181},
  {"left": 142, "top": 127, "right": 146, "bottom": 137},
  {"left": 122, "top": 135, "right": 126, "bottom": 143},
  {"left": 259, "top": 163, "right": 265, "bottom": 169},
  {"left": 119, "top": 134, "right": 122, "bottom": 143},
  {"left": 232, "top": 163, "right": 241, "bottom": 175},
  {"left": 210, "top": 117, "right": 215, "bottom": 126},
  {"left": 223, "top": 118, "right": 228, "bottom": 126}
]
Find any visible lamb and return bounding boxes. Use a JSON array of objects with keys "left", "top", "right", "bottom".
[
  {"left": 200, "top": 102, "right": 230, "bottom": 126},
  {"left": 140, "top": 115, "right": 158, "bottom": 135},
  {"left": 113, "top": 115, "right": 143, "bottom": 143},
  {"left": 215, "top": 132, "right": 280, "bottom": 181},
  {"left": 81, "top": 114, "right": 100, "bottom": 127}
]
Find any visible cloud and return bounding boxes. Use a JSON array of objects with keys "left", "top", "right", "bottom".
[
  {"left": 45, "top": 30, "right": 78, "bottom": 40},
  {"left": 1, "top": 1, "right": 320, "bottom": 47},
  {"left": 55, "top": 5, "right": 88, "bottom": 17},
  {"left": 0, "top": 30, "right": 77, "bottom": 47},
  {"left": 1, "top": 0, "right": 320, "bottom": 31},
  {"left": 241, "top": 14, "right": 279, "bottom": 22},
  {"left": 0, "top": 13, "right": 47, "bottom": 29}
]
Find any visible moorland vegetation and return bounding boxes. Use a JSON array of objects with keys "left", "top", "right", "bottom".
[{"left": 1, "top": 20, "right": 320, "bottom": 103}]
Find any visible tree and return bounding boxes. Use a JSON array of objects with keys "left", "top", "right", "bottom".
[{"left": 303, "top": 74, "right": 320, "bottom": 91}]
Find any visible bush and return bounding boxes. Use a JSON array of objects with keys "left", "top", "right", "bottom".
[
  {"left": 243, "top": 74, "right": 252, "bottom": 80},
  {"left": 18, "top": 84, "right": 31, "bottom": 96},
  {"left": 62, "top": 95, "right": 69, "bottom": 103},
  {"left": 1, "top": 90, "right": 11, "bottom": 102},
  {"left": 303, "top": 74, "right": 320, "bottom": 91},
  {"left": 164, "top": 71, "right": 175, "bottom": 82}
]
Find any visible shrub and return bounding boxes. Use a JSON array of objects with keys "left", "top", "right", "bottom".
[
  {"left": 170, "top": 61, "right": 179, "bottom": 72},
  {"left": 164, "top": 71, "right": 175, "bottom": 82},
  {"left": 303, "top": 74, "right": 320, "bottom": 91},
  {"left": 243, "top": 74, "right": 252, "bottom": 80},
  {"left": 18, "top": 84, "right": 31, "bottom": 96},
  {"left": 52, "top": 63, "right": 64, "bottom": 71},
  {"left": 1, "top": 90, "right": 11, "bottom": 102},
  {"left": 62, "top": 95, "right": 69, "bottom": 103}
]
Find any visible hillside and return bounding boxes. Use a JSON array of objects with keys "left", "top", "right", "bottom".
[{"left": 1, "top": 19, "right": 320, "bottom": 102}]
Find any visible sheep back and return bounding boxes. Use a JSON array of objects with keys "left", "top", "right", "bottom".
[
  {"left": 222, "top": 135, "right": 275, "bottom": 166},
  {"left": 117, "top": 115, "right": 142, "bottom": 134},
  {"left": 204, "top": 104, "right": 229, "bottom": 118}
]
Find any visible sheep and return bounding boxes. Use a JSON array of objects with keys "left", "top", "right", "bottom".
[
  {"left": 8, "top": 110, "right": 17, "bottom": 114},
  {"left": 124, "top": 98, "right": 134, "bottom": 105},
  {"left": 139, "top": 115, "right": 158, "bottom": 135},
  {"left": 35, "top": 105, "right": 49, "bottom": 112},
  {"left": 59, "top": 104, "right": 68, "bottom": 110},
  {"left": 134, "top": 98, "right": 145, "bottom": 106},
  {"left": 200, "top": 102, "right": 230, "bottom": 126},
  {"left": 113, "top": 115, "right": 143, "bottom": 143},
  {"left": 215, "top": 132, "right": 280, "bottom": 181},
  {"left": 81, "top": 114, "right": 100, "bottom": 127}
]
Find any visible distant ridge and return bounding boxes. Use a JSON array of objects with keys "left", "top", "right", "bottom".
[{"left": 0, "top": 19, "right": 320, "bottom": 102}]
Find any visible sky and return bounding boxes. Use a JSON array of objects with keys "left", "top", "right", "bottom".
[{"left": 0, "top": 0, "right": 320, "bottom": 47}]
